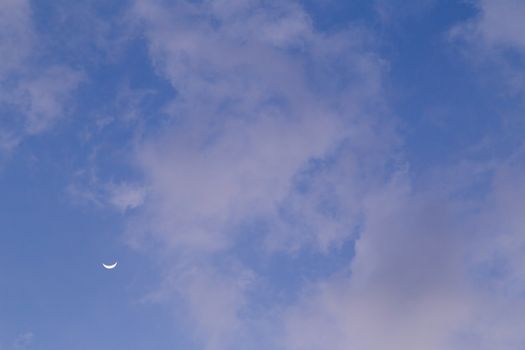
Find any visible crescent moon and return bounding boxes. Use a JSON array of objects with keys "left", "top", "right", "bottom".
[{"left": 102, "top": 262, "right": 118, "bottom": 269}]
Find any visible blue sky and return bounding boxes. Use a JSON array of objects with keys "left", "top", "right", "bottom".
[{"left": 2, "top": 0, "right": 525, "bottom": 349}]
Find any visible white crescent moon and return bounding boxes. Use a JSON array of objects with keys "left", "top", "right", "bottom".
[{"left": 102, "top": 262, "right": 117, "bottom": 269}]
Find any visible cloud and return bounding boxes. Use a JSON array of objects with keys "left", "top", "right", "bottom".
[
  {"left": 0, "top": 0, "right": 34, "bottom": 76},
  {"left": 15, "top": 66, "right": 84, "bottom": 135},
  {"left": 130, "top": 0, "right": 391, "bottom": 251},
  {"left": 67, "top": 174, "right": 147, "bottom": 213},
  {"left": 284, "top": 175, "right": 473, "bottom": 350},
  {"left": 283, "top": 153, "right": 525, "bottom": 350},
  {"left": 375, "top": 0, "right": 437, "bottom": 23},
  {"left": 145, "top": 261, "right": 256, "bottom": 350},
  {"left": 0, "top": 0, "right": 83, "bottom": 155},
  {"left": 112, "top": 0, "right": 525, "bottom": 349},
  {"left": 125, "top": 0, "right": 396, "bottom": 347},
  {"left": 455, "top": 0, "right": 525, "bottom": 51},
  {"left": 450, "top": 0, "right": 525, "bottom": 95},
  {"left": 2, "top": 1, "right": 523, "bottom": 349},
  {"left": 108, "top": 182, "right": 147, "bottom": 212},
  {"left": 12, "top": 332, "right": 33, "bottom": 350},
  {"left": 0, "top": 130, "right": 20, "bottom": 154}
]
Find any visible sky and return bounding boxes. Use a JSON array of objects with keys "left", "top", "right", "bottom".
[{"left": 2, "top": 0, "right": 525, "bottom": 349}]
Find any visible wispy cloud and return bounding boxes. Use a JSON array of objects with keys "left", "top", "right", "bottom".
[
  {"left": 0, "top": 0, "right": 83, "bottom": 155},
  {"left": 12, "top": 332, "right": 33, "bottom": 350}
]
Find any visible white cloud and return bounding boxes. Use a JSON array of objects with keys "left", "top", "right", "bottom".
[
  {"left": 120, "top": 1, "right": 525, "bottom": 349},
  {"left": 16, "top": 66, "right": 84, "bottom": 135},
  {"left": 0, "top": 0, "right": 34, "bottom": 76},
  {"left": 457, "top": 0, "right": 525, "bottom": 51},
  {"left": 126, "top": 0, "right": 395, "bottom": 347},
  {"left": 108, "top": 182, "right": 147, "bottom": 212},
  {"left": 0, "top": 0, "right": 83, "bottom": 154},
  {"left": 450, "top": 0, "right": 525, "bottom": 94},
  {"left": 375, "top": 0, "right": 437, "bottom": 23},
  {"left": 1, "top": 1, "right": 520, "bottom": 349},
  {"left": 67, "top": 173, "right": 147, "bottom": 213},
  {"left": 145, "top": 262, "right": 256, "bottom": 350},
  {"left": 130, "top": 0, "right": 391, "bottom": 251},
  {"left": 284, "top": 176, "right": 473, "bottom": 350},
  {"left": 0, "top": 130, "right": 20, "bottom": 154},
  {"left": 283, "top": 156, "right": 525, "bottom": 350},
  {"left": 12, "top": 332, "right": 33, "bottom": 350}
]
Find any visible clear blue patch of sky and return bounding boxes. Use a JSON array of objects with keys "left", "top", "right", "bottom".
[
  {"left": 0, "top": 142, "right": 185, "bottom": 349},
  {"left": 301, "top": 0, "right": 376, "bottom": 31}
]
